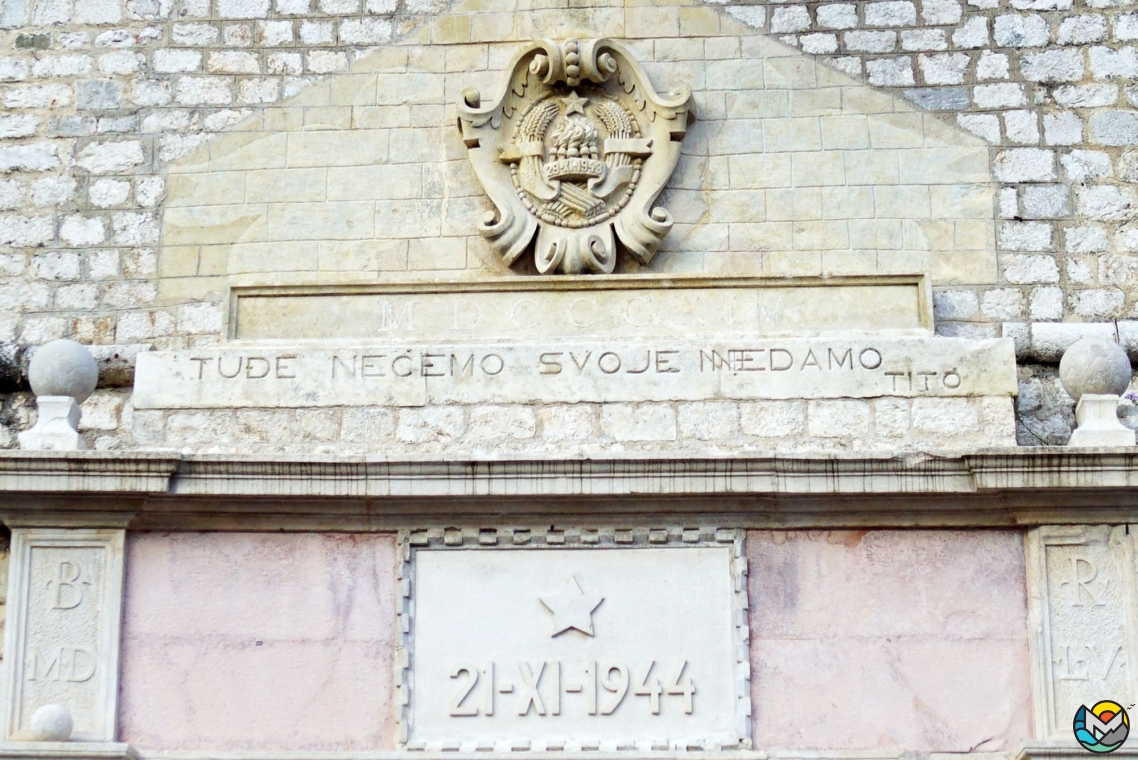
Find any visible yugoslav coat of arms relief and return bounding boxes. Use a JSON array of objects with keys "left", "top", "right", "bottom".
[{"left": 457, "top": 39, "right": 693, "bottom": 275}]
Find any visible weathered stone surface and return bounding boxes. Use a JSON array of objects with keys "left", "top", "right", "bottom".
[
  {"left": 27, "top": 339, "right": 97, "bottom": 402},
  {"left": 232, "top": 276, "right": 932, "bottom": 342},
  {"left": 749, "top": 529, "right": 1031, "bottom": 750},
  {"left": 1027, "top": 526, "right": 1138, "bottom": 741},
  {"left": 456, "top": 39, "right": 693, "bottom": 275},
  {"left": 154, "top": 31, "right": 997, "bottom": 314},
  {"left": 408, "top": 541, "right": 747, "bottom": 750},
  {"left": 27, "top": 704, "right": 72, "bottom": 741},
  {"left": 132, "top": 338, "right": 1017, "bottom": 409},
  {"left": 1059, "top": 336, "right": 1132, "bottom": 400},
  {"left": 118, "top": 532, "right": 398, "bottom": 750},
  {"left": 17, "top": 395, "right": 84, "bottom": 450},
  {"left": 0, "top": 0, "right": 1133, "bottom": 447},
  {"left": 1068, "top": 394, "right": 1135, "bottom": 446}
]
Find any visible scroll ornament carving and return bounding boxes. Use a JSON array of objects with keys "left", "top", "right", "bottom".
[{"left": 457, "top": 39, "right": 693, "bottom": 274}]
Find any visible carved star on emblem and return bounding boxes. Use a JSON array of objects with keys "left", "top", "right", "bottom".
[
  {"left": 561, "top": 90, "right": 588, "bottom": 116},
  {"left": 539, "top": 575, "right": 603, "bottom": 637}
]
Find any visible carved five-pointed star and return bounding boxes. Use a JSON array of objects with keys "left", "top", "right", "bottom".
[
  {"left": 561, "top": 90, "right": 588, "bottom": 116},
  {"left": 540, "top": 575, "right": 603, "bottom": 637}
]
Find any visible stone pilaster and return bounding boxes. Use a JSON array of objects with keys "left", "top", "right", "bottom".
[
  {"left": 1026, "top": 525, "right": 1138, "bottom": 742},
  {"left": 0, "top": 529, "right": 125, "bottom": 742}
]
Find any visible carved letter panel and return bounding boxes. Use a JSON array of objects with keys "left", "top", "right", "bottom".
[
  {"left": 1, "top": 529, "right": 125, "bottom": 741},
  {"left": 397, "top": 527, "right": 750, "bottom": 752},
  {"left": 1027, "top": 526, "right": 1138, "bottom": 741}
]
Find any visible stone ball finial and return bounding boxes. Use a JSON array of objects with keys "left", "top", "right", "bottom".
[
  {"left": 29, "top": 704, "right": 72, "bottom": 741},
  {"left": 27, "top": 340, "right": 98, "bottom": 403},
  {"left": 1059, "top": 336, "right": 1132, "bottom": 402}
]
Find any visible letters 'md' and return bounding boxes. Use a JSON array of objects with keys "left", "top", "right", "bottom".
[{"left": 1, "top": 529, "right": 125, "bottom": 743}]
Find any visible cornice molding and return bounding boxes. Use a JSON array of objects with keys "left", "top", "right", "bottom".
[
  {"left": 1, "top": 448, "right": 1138, "bottom": 529},
  {"left": 0, "top": 746, "right": 1025, "bottom": 760},
  {"left": 0, "top": 743, "right": 138, "bottom": 760},
  {"left": 1017, "top": 743, "right": 1138, "bottom": 760},
  {"left": 0, "top": 740, "right": 1097, "bottom": 760}
]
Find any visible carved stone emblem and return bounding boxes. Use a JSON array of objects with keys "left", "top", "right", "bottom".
[{"left": 457, "top": 39, "right": 693, "bottom": 274}]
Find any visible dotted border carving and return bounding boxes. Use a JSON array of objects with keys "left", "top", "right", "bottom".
[{"left": 395, "top": 526, "right": 751, "bottom": 753}]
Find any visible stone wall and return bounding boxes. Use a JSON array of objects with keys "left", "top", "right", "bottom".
[
  {"left": 735, "top": 0, "right": 1138, "bottom": 328},
  {"left": 112, "top": 528, "right": 1032, "bottom": 752},
  {"left": 0, "top": 0, "right": 1136, "bottom": 449},
  {"left": 119, "top": 531, "right": 398, "bottom": 749},
  {"left": 748, "top": 529, "right": 1030, "bottom": 750},
  {"left": 155, "top": 32, "right": 994, "bottom": 297}
]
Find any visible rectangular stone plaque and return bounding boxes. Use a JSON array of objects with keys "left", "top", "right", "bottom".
[
  {"left": 133, "top": 337, "right": 1016, "bottom": 409},
  {"left": 227, "top": 274, "right": 932, "bottom": 341},
  {"left": 1, "top": 529, "right": 125, "bottom": 742},
  {"left": 1027, "top": 526, "right": 1138, "bottom": 742},
  {"left": 401, "top": 530, "right": 749, "bottom": 751}
]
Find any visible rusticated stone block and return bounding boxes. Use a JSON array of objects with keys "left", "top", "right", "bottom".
[
  {"left": 749, "top": 529, "right": 1031, "bottom": 750},
  {"left": 118, "top": 532, "right": 398, "bottom": 750}
]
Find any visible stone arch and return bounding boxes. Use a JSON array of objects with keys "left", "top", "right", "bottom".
[{"left": 155, "top": 0, "right": 997, "bottom": 314}]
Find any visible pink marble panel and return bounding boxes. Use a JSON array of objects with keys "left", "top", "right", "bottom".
[
  {"left": 119, "top": 532, "right": 397, "bottom": 750},
  {"left": 748, "top": 529, "right": 1031, "bottom": 751}
]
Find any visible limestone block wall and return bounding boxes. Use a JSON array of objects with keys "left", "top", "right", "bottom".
[
  {"left": 114, "top": 528, "right": 1032, "bottom": 752},
  {"left": 119, "top": 531, "right": 398, "bottom": 749},
  {"left": 128, "top": 397, "right": 1017, "bottom": 455},
  {"left": 0, "top": 0, "right": 1135, "bottom": 448},
  {"left": 152, "top": 31, "right": 995, "bottom": 295},
  {"left": 748, "top": 529, "right": 1030, "bottom": 750},
  {"left": 730, "top": 0, "right": 1138, "bottom": 330}
]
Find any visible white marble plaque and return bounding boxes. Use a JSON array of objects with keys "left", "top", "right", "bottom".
[
  {"left": 133, "top": 337, "right": 1016, "bottom": 409},
  {"left": 1, "top": 530, "right": 125, "bottom": 742},
  {"left": 1027, "top": 526, "right": 1138, "bottom": 742},
  {"left": 406, "top": 545, "right": 746, "bottom": 750},
  {"left": 229, "top": 275, "right": 931, "bottom": 341}
]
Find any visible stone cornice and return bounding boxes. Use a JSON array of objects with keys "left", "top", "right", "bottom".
[
  {"left": 0, "top": 744, "right": 1106, "bottom": 760},
  {"left": 0, "top": 746, "right": 1027, "bottom": 760},
  {"left": 1016, "top": 743, "right": 1138, "bottom": 760},
  {"left": 0, "top": 741, "right": 1104, "bottom": 760},
  {"left": 0, "top": 448, "right": 1137, "bottom": 529},
  {"left": 0, "top": 451, "right": 179, "bottom": 493},
  {"left": 0, "top": 743, "right": 138, "bottom": 760}
]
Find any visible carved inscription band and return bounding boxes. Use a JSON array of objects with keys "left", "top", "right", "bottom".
[{"left": 134, "top": 338, "right": 1015, "bottom": 409}]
